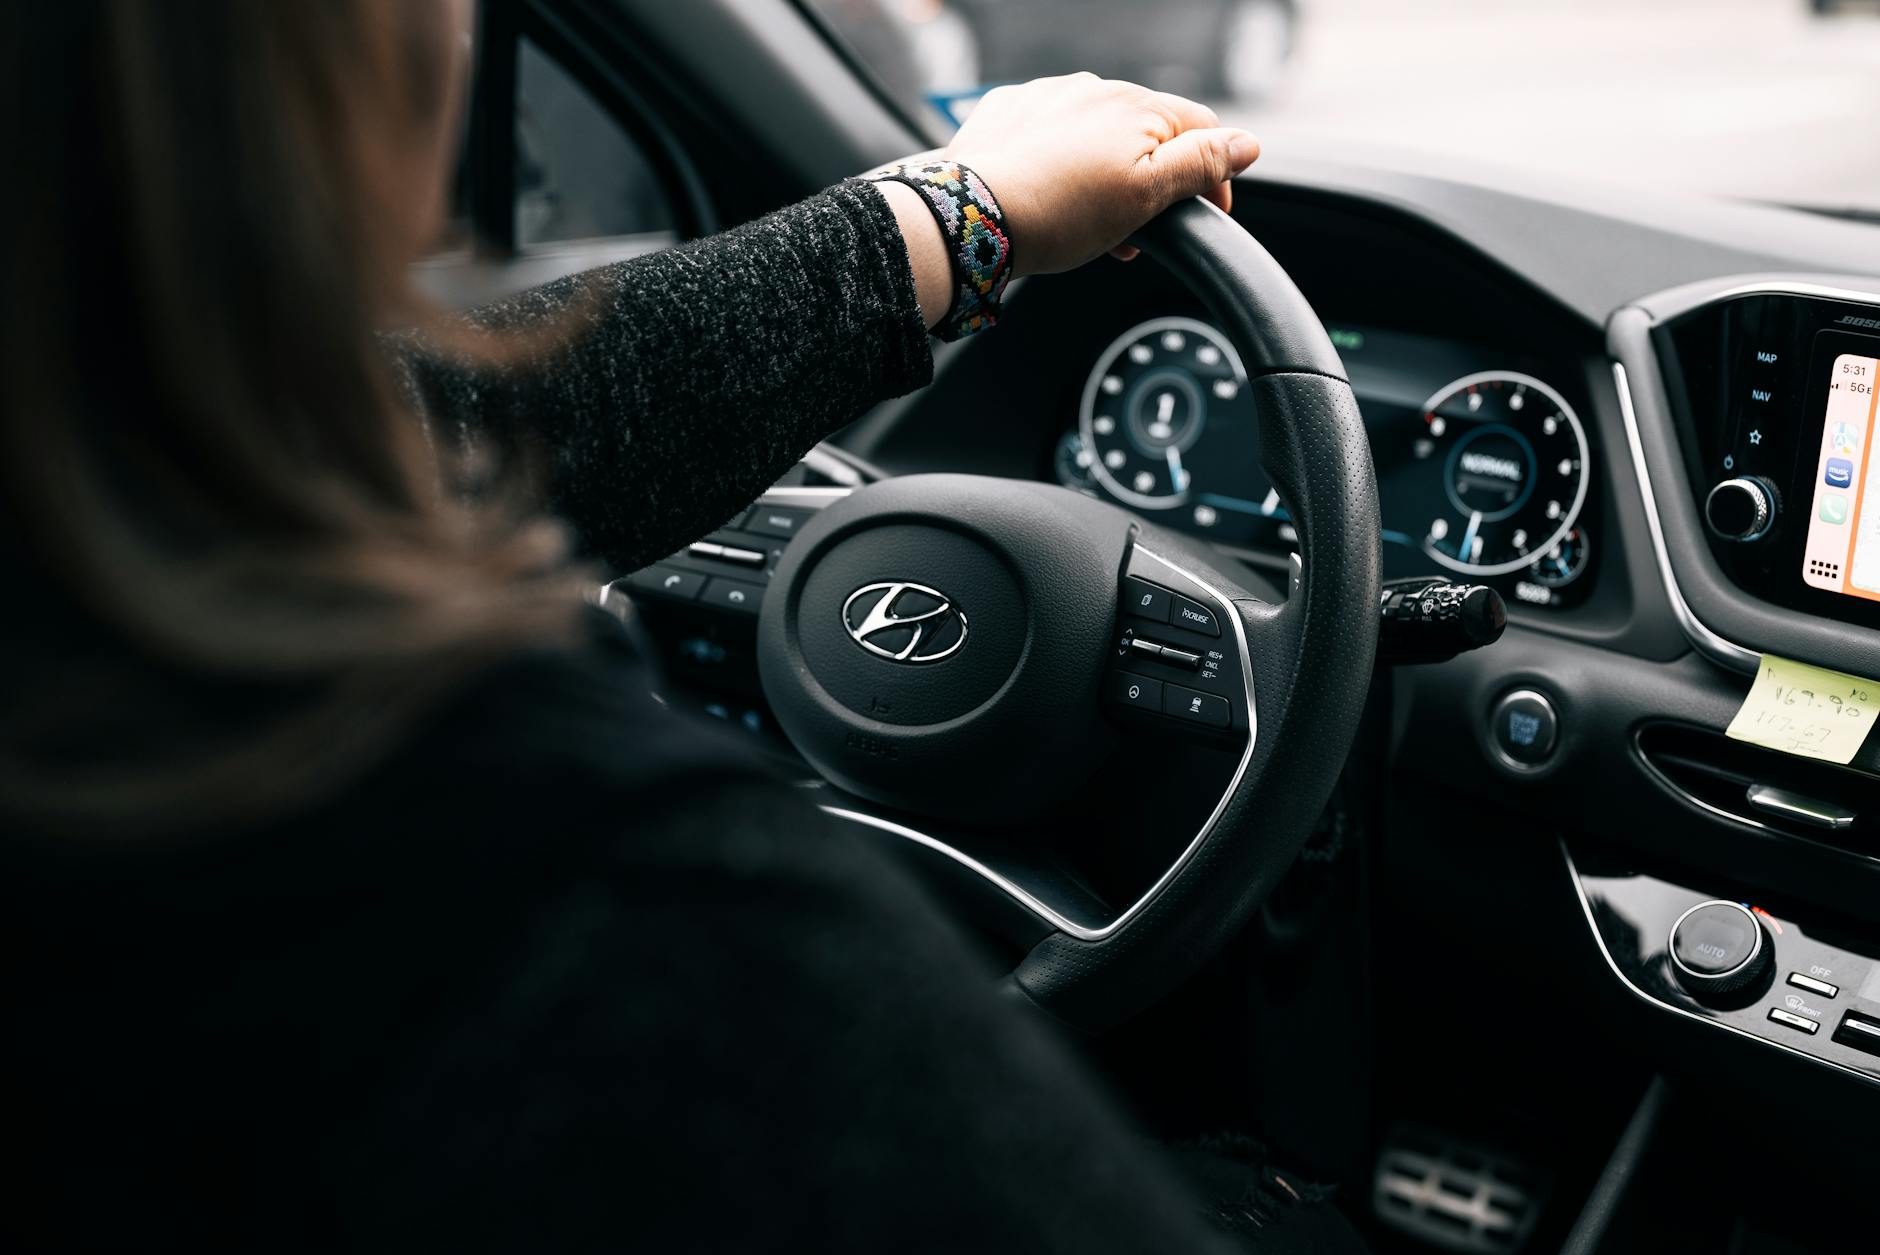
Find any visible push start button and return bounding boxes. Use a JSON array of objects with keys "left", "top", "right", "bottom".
[{"left": 1488, "top": 688, "right": 1558, "bottom": 769}]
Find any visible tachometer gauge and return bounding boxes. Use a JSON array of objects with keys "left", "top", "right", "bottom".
[
  {"left": 1411, "top": 371, "right": 1588, "bottom": 576},
  {"left": 1079, "top": 317, "right": 1250, "bottom": 511}
]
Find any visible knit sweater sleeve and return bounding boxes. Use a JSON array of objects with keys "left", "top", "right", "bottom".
[{"left": 394, "top": 182, "right": 933, "bottom": 570}]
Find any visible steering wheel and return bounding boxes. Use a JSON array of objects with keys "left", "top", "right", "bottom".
[{"left": 756, "top": 198, "right": 1380, "bottom": 1030}]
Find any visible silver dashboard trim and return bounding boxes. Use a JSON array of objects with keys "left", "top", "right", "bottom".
[
  {"left": 818, "top": 542, "right": 1261, "bottom": 942},
  {"left": 1559, "top": 838, "right": 1878, "bottom": 1089},
  {"left": 1610, "top": 360, "right": 1760, "bottom": 674},
  {"left": 1703, "top": 279, "right": 1880, "bottom": 309}
]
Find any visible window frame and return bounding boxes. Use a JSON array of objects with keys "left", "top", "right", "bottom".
[{"left": 458, "top": 0, "right": 718, "bottom": 260}]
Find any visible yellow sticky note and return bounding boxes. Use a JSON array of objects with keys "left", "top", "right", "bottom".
[{"left": 1726, "top": 655, "right": 1880, "bottom": 765}]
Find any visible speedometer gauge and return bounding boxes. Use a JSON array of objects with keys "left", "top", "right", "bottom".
[
  {"left": 1080, "top": 317, "right": 1251, "bottom": 511},
  {"left": 1411, "top": 371, "right": 1588, "bottom": 576}
]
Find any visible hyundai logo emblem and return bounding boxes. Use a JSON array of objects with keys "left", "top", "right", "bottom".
[{"left": 842, "top": 582, "right": 968, "bottom": 664}]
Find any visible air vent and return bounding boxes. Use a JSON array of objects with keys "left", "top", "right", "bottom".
[
  {"left": 1636, "top": 722, "right": 1879, "bottom": 858},
  {"left": 1373, "top": 1126, "right": 1544, "bottom": 1253}
]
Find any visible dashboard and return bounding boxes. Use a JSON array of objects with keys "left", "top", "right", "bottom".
[
  {"left": 814, "top": 176, "right": 1880, "bottom": 1114},
  {"left": 624, "top": 158, "right": 1880, "bottom": 1137}
]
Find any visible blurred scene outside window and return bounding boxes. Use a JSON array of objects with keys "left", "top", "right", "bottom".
[
  {"left": 805, "top": 0, "right": 1880, "bottom": 216},
  {"left": 516, "top": 37, "right": 673, "bottom": 245}
]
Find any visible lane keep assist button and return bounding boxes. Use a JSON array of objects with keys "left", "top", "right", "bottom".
[{"left": 1164, "top": 682, "right": 1230, "bottom": 728}]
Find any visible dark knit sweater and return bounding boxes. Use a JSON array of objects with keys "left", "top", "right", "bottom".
[
  {"left": 395, "top": 181, "right": 933, "bottom": 571},
  {"left": 4, "top": 186, "right": 1362, "bottom": 1254}
]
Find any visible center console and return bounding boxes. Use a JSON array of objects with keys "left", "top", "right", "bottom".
[{"left": 1567, "top": 844, "right": 1880, "bottom": 1085}]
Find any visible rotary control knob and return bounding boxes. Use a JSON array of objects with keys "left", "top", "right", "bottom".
[
  {"left": 1704, "top": 476, "right": 1778, "bottom": 543},
  {"left": 1668, "top": 900, "right": 1771, "bottom": 999}
]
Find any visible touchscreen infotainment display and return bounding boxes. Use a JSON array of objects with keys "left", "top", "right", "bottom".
[{"left": 1801, "top": 348, "right": 1880, "bottom": 598}]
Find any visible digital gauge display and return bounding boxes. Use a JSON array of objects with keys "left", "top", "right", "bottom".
[
  {"left": 1076, "top": 317, "right": 1272, "bottom": 531},
  {"left": 1058, "top": 319, "right": 1595, "bottom": 599},
  {"left": 1398, "top": 371, "right": 1590, "bottom": 577}
]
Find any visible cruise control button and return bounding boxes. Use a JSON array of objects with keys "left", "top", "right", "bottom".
[
  {"left": 1170, "top": 594, "right": 1221, "bottom": 636},
  {"left": 1123, "top": 577, "right": 1171, "bottom": 623},
  {"left": 1163, "top": 682, "right": 1230, "bottom": 727},
  {"left": 628, "top": 565, "right": 706, "bottom": 602},
  {"left": 1106, "top": 671, "right": 1163, "bottom": 712},
  {"left": 701, "top": 577, "right": 765, "bottom": 615},
  {"left": 1157, "top": 644, "right": 1203, "bottom": 669},
  {"left": 742, "top": 505, "right": 812, "bottom": 541}
]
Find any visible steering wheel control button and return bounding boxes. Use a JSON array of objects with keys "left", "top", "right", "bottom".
[
  {"left": 1488, "top": 688, "right": 1558, "bottom": 768},
  {"left": 701, "top": 577, "right": 764, "bottom": 615},
  {"left": 1768, "top": 1008, "right": 1820, "bottom": 1036},
  {"left": 1127, "top": 636, "right": 1164, "bottom": 660},
  {"left": 1170, "top": 593, "right": 1221, "bottom": 636},
  {"left": 741, "top": 505, "right": 812, "bottom": 540},
  {"left": 1155, "top": 644, "right": 1203, "bottom": 669},
  {"left": 628, "top": 565, "right": 706, "bottom": 602},
  {"left": 1163, "top": 683, "right": 1230, "bottom": 728},
  {"left": 1123, "top": 577, "right": 1171, "bottom": 623},
  {"left": 1787, "top": 972, "right": 1839, "bottom": 999},
  {"left": 1107, "top": 671, "right": 1163, "bottom": 712},
  {"left": 1668, "top": 900, "right": 1770, "bottom": 998}
]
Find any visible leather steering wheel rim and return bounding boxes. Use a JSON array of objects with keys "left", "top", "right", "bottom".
[{"left": 1007, "top": 197, "right": 1381, "bottom": 1027}]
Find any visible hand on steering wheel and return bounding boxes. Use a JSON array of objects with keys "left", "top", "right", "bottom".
[{"left": 943, "top": 73, "right": 1262, "bottom": 273}]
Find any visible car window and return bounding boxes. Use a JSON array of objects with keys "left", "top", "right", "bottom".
[
  {"left": 515, "top": 37, "right": 674, "bottom": 247},
  {"left": 803, "top": 0, "right": 1880, "bottom": 218}
]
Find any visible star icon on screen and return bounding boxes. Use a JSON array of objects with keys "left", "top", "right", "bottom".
[{"left": 1748, "top": 429, "right": 1762, "bottom": 445}]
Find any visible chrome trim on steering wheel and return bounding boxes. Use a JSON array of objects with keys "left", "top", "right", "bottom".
[{"left": 817, "top": 541, "right": 1260, "bottom": 942}]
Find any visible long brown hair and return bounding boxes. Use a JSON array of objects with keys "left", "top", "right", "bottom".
[{"left": 0, "top": 2, "right": 584, "bottom": 835}]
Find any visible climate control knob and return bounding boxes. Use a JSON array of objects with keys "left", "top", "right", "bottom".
[
  {"left": 1704, "top": 476, "right": 1778, "bottom": 543},
  {"left": 1668, "top": 900, "right": 1771, "bottom": 998}
]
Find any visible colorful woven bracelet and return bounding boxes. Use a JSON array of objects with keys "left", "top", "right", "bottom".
[{"left": 861, "top": 158, "right": 1013, "bottom": 342}]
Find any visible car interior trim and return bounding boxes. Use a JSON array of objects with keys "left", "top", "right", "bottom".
[
  {"left": 1560, "top": 836, "right": 1880, "bottom": 1090},
  {"left": 818, "top": 541, "right": 1259, "bottom": 942},
  {"left": 1611, "top": 359, "right": 1760, "bottom": 675}
]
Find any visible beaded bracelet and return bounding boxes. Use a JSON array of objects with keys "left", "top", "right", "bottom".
[{"left": 860, "top": 158, "right": 1013, "bottom": 342}]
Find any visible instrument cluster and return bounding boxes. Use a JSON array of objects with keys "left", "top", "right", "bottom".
[{"left": 1051, "top": 317, "right": 1597, "bottom": 607}]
